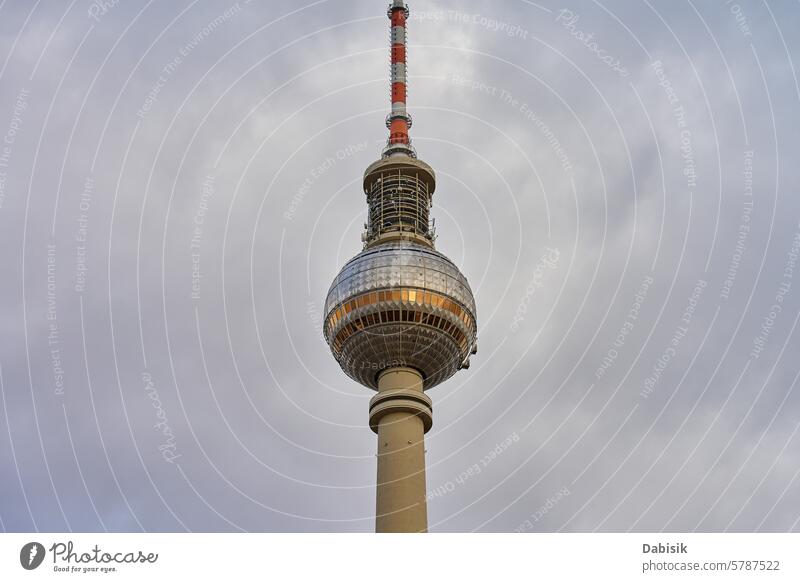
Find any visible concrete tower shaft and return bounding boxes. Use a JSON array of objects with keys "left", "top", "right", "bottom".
[{"left": 370, "top": 368, "right": 431, "bottom": 532}]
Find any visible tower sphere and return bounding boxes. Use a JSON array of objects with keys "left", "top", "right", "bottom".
[{"left": 324, "top": 237, "right": 477, "bottom": 391}]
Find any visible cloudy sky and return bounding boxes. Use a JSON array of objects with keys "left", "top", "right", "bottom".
[{"left": 0, "top": 0, "right": 798, "bottom": 533}]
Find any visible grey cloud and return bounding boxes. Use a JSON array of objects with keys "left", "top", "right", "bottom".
[{"left": 0, "top": 0, "right": 798, "bottom": 533}]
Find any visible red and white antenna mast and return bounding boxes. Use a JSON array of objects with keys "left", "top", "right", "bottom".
[{"left": 384, "top": 0, "right": 414, "bottom": 157}]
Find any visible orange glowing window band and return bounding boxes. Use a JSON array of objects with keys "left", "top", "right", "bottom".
[{"left": 326, "top": 288, "right": 475, "bottom": 356}]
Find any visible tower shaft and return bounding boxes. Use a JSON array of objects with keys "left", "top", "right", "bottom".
[{"left": 370, "top": 367, "right": 431, "bottom": 532}]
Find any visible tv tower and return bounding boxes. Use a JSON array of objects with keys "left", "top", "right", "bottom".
[{"left": 323, "top": 0, "right": 478, "bottom": 532}]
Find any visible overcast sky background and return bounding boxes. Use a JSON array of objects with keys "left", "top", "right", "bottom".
[{"left": 0, "top": 0, "right": 798, "bottom": 533}]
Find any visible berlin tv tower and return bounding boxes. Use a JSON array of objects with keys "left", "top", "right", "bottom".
[{"left": 323, "top": 0, "right": 478, "bottom": 532}]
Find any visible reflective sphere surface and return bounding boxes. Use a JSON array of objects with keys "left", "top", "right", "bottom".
[{"left": 324, "top": 241, "right": 477, "bottom": 390}]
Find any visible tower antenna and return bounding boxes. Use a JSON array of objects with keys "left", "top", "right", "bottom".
[{"left": 385, "top": 0, "right": 414, "bottom": 157}]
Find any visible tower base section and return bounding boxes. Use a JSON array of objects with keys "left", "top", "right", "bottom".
[{"left": 369, "top": 367, "right": 432, "bottom": 533}]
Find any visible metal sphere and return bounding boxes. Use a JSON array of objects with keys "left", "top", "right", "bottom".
[{"left": 324, "top": 240, "right": 477, "bottom": 390}]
